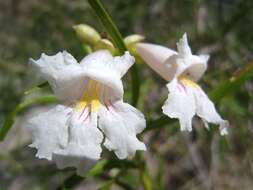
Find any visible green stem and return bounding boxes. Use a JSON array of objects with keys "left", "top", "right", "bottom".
[
  {"left": 87, "top": 0, "right": 126, "bottom": 53},
  {"left": 87, "top": 0, "right": 140, "bottom": 106},
  {"left": 136, "top": 152, "right": 153, "bottom": 190}
]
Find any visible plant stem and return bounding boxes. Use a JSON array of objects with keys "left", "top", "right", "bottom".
[
  {"left": 87, "top": 0, "right": 126, "bottom": 53},
  {"left": 87, "top": 0, "right": 140, "bottom": 106}
]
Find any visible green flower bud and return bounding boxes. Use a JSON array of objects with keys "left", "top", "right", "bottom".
[
  {"left": 124, "top": 34, "right": 145, "bottom": 64},
  {"left": 94, "top": 39, "right": 115, "bottom": 54},
  {"left": 73, "top": 24, "right": 101, "bottom": 46},
  {"left": 124, "top": 34, "right": 145, "bottom": 46},
  {"left": 82, "top": 44, "right": 92, "bottom": 54}
]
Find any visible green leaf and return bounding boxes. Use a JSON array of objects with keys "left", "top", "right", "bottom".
[
  {"left": 24, "top": 82, "right": 49, "bottom": 95},
  {"left": 87, "top": 0, "right": 140, "bottom": 106},
  {"left": 98, "top": 180, "right": 114, "bottom": 190},
  {"left": 86, "top": 159, "right": 108, "bottom": 177},
  {"left": 56, "top": 174, "right": 83, "bottom": 190},
  {"left": 140, "top": 168, "right": 153, "bottom": 190},
  {"left": 86, "top": 159, "right": 136, "bottom": 178},
  {"left": 0, "top": 95, "right": 57, "bottom": 141},
  {"left": 130, "top": 64, "right": 140, "bottom": 106},
  {"left": 209, "top": 60, "right": 253, "bottom": 102}
]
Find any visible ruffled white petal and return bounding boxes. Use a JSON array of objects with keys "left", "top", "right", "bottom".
[
  {"left": 162, "top": 79, "right": 196, "bottom": 131},
  {"left": 29, "top": 51, "right": 86, "bottom": 102},
  {"left": 80, "top": 50, "right": 114, "bottom": 68},
  {"left": 113, "top": 51, "right": 135, "bottom": 77},
  {"left": 194, "top": 87, "right": 229, "bottom": 135},
  {"left": 163, "top": 78, "right": 229, "bottom": 135},
  {"left": 176, "top": 33, "right": 192, "bottom": 56},
  {"left": 80, "top": 50, "right": 135, "bottom": 100},
  {"left": 98, "top": 101, "right": 146, "bottom": 159},
  {"left": 53, "top": 111, "right": 103, "bottom": 173},
  {"left": 113, "top": 101, "right": 146, "bottom": 134},
  {"left": 80, "top": 50, "right": 134, "bottom": 78},
  {"left": 27, "top": 105, "right": 71, "bottom": 160}
]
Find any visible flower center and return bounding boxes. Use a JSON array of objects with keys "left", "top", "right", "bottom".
[
  {"left": 75, "top": 79, "right": 102, "bottom": 112},
  {"left": 179, "top": 77, "right": 199, "bottom": 89}
]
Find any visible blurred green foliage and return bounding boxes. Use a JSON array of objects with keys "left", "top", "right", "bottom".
[{"left": 0, "top": 0, "right": 253, "bottom": 189}]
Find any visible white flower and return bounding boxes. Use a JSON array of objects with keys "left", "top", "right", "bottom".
[
  {"left": 28, "top": 50, "right": 146, "bottom": 176},
  {"left": 137, "top": 33, "right": 228, "bottom": 135}
]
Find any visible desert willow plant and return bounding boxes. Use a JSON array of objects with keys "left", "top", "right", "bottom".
[{"left": 1, "top": 0, "right": 253, "bottom": 189}]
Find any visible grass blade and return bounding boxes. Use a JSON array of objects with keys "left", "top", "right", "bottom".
[{"left": 209, "top": 60, "right": 253, "bottom": 102}]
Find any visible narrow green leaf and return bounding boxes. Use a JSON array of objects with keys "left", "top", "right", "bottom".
[
  {"left": 86, "top": 159, "right": 108, "bottom": 177},
  {"left": 87, "top": 0, "right": 140, "bottom": 106},
  {"left": 209, "top": 60, "right": 253, "bottom": 102},
  {"left": 131, "top": 64, "right": 140, "bottom": 106},
  {"left": 98, "top": 180, "right": 114, "bottom": 190},
  {"left": 0, "top": 95, "right": 57, "bottom": 141},
  {"left": 56, "top": 174, "right": 83, "bottom": 190},
  {"left": 141, "top": 169, "right": 153, "bottom": 190},
  {"left": 25, "top": 82, "right": 49, "bottom": 95}
]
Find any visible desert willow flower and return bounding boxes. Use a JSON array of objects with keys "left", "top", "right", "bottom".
[
  {"left": 28, "top": 50, "right": 146, "bottom": 176},
  {"left": 137, "top": 34, "right": 228, "bottom": 135}
]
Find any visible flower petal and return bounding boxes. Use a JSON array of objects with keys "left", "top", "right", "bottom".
[
  {"left": 27, "top": 105, "right": 71, "bottom": 160},
  {"left": 113, "top": 51, "right": 135, "bottom": 77},
  {"left": 136, "top": 43, "right": 178, "bottom": 81},
  {"left": 30, "top": 51, "right": 86, "bottom": 102},
  {"left": 98, "top": 101, "right": 146, "bottom": 159},
  {"left": 194, "top": 87, "right": 229, "bottom": 135},
  {"left": 80, "top": 50, "right": 134, "bottom": 100},
  {"left": 53, "top": 111, "right": 103, "bottom": 174},
  {"left": 162, "top": 79, "right": 196, "bottom": 131},
  {"left": 176, "top": 33, "right": 192, "bottom": 56},
  {"left": 80, "top": 50, "right": 114, "bottom": 68},
  {"left": 113, "top": 101, "right": 146, "bottom": 134},
  {"left": 137, "top": 34, "right": 208, "bottom": 82}
]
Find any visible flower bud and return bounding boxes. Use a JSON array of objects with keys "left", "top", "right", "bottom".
[
  {"left": 124, "top": 34, "right": 145, "bottom": 64},
  {"left": 124, "top": 34, "right": 145, "bottom": 46},
  {"left": 73, "top": 24, "right": 101, "bottom": 46},
  {"left": 94, "top": 39, "right": 115, "bottom": 54}
]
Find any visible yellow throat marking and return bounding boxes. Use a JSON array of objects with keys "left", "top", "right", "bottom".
[
  {"left": 179, "top": 77, "right": 199, "bottom": 89},
  {"left": 75, "top": 80, "right": 102, "bottom": 112}
]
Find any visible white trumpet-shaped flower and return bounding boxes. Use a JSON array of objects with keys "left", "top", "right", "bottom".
[
  {"left": 137, "top": 33, "right": 228, "bottom": 135},
  {"left": 28, "top": 50, "right": 146, "bottom": 176}
]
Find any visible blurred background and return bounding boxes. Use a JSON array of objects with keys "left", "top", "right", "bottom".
[{"left": 0, "top": 0, "right": 253, "bottom": 189}]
